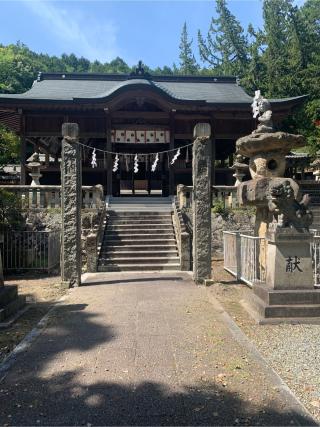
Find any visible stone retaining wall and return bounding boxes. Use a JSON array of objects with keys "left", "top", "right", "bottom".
[{"left": 212, "top": 209, "right": 255, "bottom": 256}]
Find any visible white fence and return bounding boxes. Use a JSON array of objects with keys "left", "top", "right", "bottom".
[
  {"left": 224, "top": 230, "right": 320, "bottom": 288},
  {"left": 1, "top": 230, "right": 60, "bottom": 272},
  {"left": 312, "top": 234, "right": 320, "bottom": 288},
  {"left": 223, "top": 231, "right": 265, "bottom": 286}
]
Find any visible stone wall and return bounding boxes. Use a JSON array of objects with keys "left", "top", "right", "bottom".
[{"left": 212, "top": 208, "right": 255, "bottom": 256}]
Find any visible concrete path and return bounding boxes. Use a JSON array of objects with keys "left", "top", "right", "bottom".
[{"left": 0, "top": 272, "right": 315, "bottom": 426}]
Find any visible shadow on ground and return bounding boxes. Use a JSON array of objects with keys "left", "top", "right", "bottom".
[
  {"left": 83, "top": 276, "right": 185, "bottom": 287},
  {"left": 0, "top": 295, "right": 316, "bottom": 426}
]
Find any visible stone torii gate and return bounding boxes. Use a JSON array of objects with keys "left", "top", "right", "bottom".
[{"left": 59, "top": 122, "right": 213, "bottom": 286}]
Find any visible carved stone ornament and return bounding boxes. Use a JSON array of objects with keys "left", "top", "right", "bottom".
[{"left": 267, "top": 180, "right": 313, "bottom": 231}]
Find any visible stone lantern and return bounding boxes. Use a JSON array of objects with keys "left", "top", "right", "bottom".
[
  {"left": 237, "top": 94, "right": 306, "bottom": 237},
  {"left": 26, "top": 152, "right": 43, "bottom": 186},
  {"left": 230, "top": 154, "right": 249, "bottom": 186},
  {"left": 235, "top": 91, "right": 320, "bottom": 322}
]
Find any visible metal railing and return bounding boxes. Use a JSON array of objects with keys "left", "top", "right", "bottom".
[
  {"left": 224, "top": 230, "right": 320, "bottom": 288},
  {"left": 223, "top": 231, "right": 266, "bottom": 287},
  {"left": 1, "top": 230, "right": 60, "bottom": 272},
  {"left": 223, "top": 231, "right": 239, "bottom": 277},
  {"left": 312, "top": 234, "right": 320, "bottom": 288},
  {"left": 240, "top": 234, "right": 266, "bottom": 286},
  {"left": 172, "top": 197, "right": 191, "bottom": 271}
]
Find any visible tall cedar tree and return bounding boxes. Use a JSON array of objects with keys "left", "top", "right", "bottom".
[
  {"left": 179, "top": 22, "right": 199, "bottom": 75},
  {"left": 198, "top": 0, "right": 248, "bottom": 76},
  {"left": 262, "top": 0, "right": 294, "bottom": 97}
]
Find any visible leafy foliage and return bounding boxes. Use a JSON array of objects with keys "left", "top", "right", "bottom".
[
  {"left": 0, "top": 189, "right": 23, "bottom": 230},
  {"left": 194, "top": 0, "right": 320, "bottom": 154},
  {"left": 198, "top": 0, "right": 249, "bottom": 76},
  {"left": 0, "top": 125, "right": 20, "bottom": 165},
  {"left": 179, "top": 22, "right": 199, "bottom": 75}
]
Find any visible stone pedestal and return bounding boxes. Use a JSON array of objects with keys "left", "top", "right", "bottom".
[
  {"left": 192, "top": 123, "right": 212, "bottom": 284},
  {"left": 61, "top": 123, "right": 82, "bottom": 287},
  {"left": 266, "top": 229, "right": 313, "bottom": 290},
  {"left": 246, "top": 228, "right": 320, "bottom": 323}
]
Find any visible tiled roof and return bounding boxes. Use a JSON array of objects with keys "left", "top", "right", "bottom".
[{"left": 0, "top": 72, "right": 307, "bottom": 107}]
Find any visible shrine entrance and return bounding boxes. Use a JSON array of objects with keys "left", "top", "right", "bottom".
[{"left": 112, "top": 152, "right": 169, "bottom": 196}]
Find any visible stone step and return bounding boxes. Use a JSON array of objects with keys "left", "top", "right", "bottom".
[
  {"left": 108, "top": 212, "right": 172, "bottom": 218},
  {"left": 107, "top": 224, "right": 173, "bottom": 231},
  {"left": 100, "top": 250, "right": 178, "bottom": 257},
  {"left": 0, "top": 286, "right": 18, "bottom": 309},
  {"left": 103, "top": 233, "right": 175, "bottom": 240},
  {"left": 250, "top": 293, "right": 320, "bottom": 318},
  {"left": 100, "top": 201, "right": 179, "bottom": 273},
  {"left": 253, "top": 284, "right": 320, "bottom": 305},
  {"left": 110, "top": 196, "right": 172, "bottom": 203},
  {"left": 108, "top": 219, "right": 172, "bottom": 225},
  {"left": 99, "top": 257, "right": 180, "bottom": 265},
  {"left": 265, "top": 304, "right": 320, "bottom": 318},
  {"left": 112, "top": 205, "right": 172, "bottom": 214},
  {"left": 100, "top": 244, "right": 178, "bottom": 251},
  {"left": 97, "top": 263, "right": 181, "bottom": 272},
  {"left": 105, "top": 229, "right": 174, "bottom": 235},
  {"left": 102, "top": 239, "right": 176, "bottom": 245},
  {"left": 0, "top": 295, "right": 26, "bottom": 322}
]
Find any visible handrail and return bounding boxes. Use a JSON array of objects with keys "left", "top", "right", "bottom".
[{"left": 172, "top": 196, "right": 191, "bottom": 271}]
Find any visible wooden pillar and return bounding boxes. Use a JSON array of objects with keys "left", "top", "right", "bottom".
[
  {"left": 211, "top": 115, "right": 216, "bottom": 187},
  {"left": 105, "top": 112, "right": 113, "bottom": 196},
  {"left": 169, "top": 111, "right": 175, "bottom": 195},
  {"left": 19, "top": 112, "right": 26, "bottom": 185}
]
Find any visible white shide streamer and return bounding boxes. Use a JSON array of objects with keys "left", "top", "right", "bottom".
[
  {"left": 91, "top": 148, "right": 97, "bottom": 168},
  {"left": 170, "top": 148, "right": 181, "bottom": 165},
  {"left": 134, "top": 154, "right": 139, "bottom": 174},
  {"left": 112, "top": 154, "right": 119, "bottom": 172},
  {"left": 151, "top": 153, "right": 159, "bottom": 172}
]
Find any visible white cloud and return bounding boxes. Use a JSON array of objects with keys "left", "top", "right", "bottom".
[{"left": 23, "top": 0, "right": 119, "bottom": 62}]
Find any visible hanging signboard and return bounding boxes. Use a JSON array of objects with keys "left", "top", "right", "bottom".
[{"left": 111, "top": 129, "right": 170, "bottom": 144}]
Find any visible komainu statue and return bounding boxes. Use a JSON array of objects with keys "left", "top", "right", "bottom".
[{"left": 267, "top": 180, "right": 313, "bottom": 231}]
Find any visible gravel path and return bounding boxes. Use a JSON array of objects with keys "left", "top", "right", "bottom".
[
  {"left": 0, "top": 271, "right": 315, "bottom": 426},
  {"left": 210, "top": 261, "right": 320, "bottom": 423}
]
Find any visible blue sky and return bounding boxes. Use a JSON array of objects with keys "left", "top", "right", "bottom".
[{"left": 0, "top": 0, "right": 306, "bottom": 69}]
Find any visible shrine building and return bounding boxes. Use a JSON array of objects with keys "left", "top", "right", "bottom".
[{"left": 0, "top": 65, "right": 306, "bottom": 196}]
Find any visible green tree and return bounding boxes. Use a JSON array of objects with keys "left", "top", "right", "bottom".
[
  {"left": 179, "top": 22, "right": 199, "bottom": 75},
  {"left": 198, "top": 0, "right": 249, "bottom": 76},
  {"left": 0, "top": 125, "right": 20, "bottom": 165}
]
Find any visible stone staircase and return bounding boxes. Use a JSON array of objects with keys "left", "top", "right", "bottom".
[
  {"left": 97, "top": 197, "right": 180, "bottom": 272},
  {"left": 300, "top": 181, "right": 320, "bottom": 229}
]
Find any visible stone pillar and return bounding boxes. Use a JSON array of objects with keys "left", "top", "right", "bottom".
[
  {"left": 177, "top": 184, "right": 186, "bottom": 209},
  {"left": 61, "top": 123, "right": 82, "bottom": 287},
  {"left": 86, "top": 233, "right": 97, "bottom": 273},
  {"left": 192, "top": 123, "right": 212, "bottom": 284}
]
